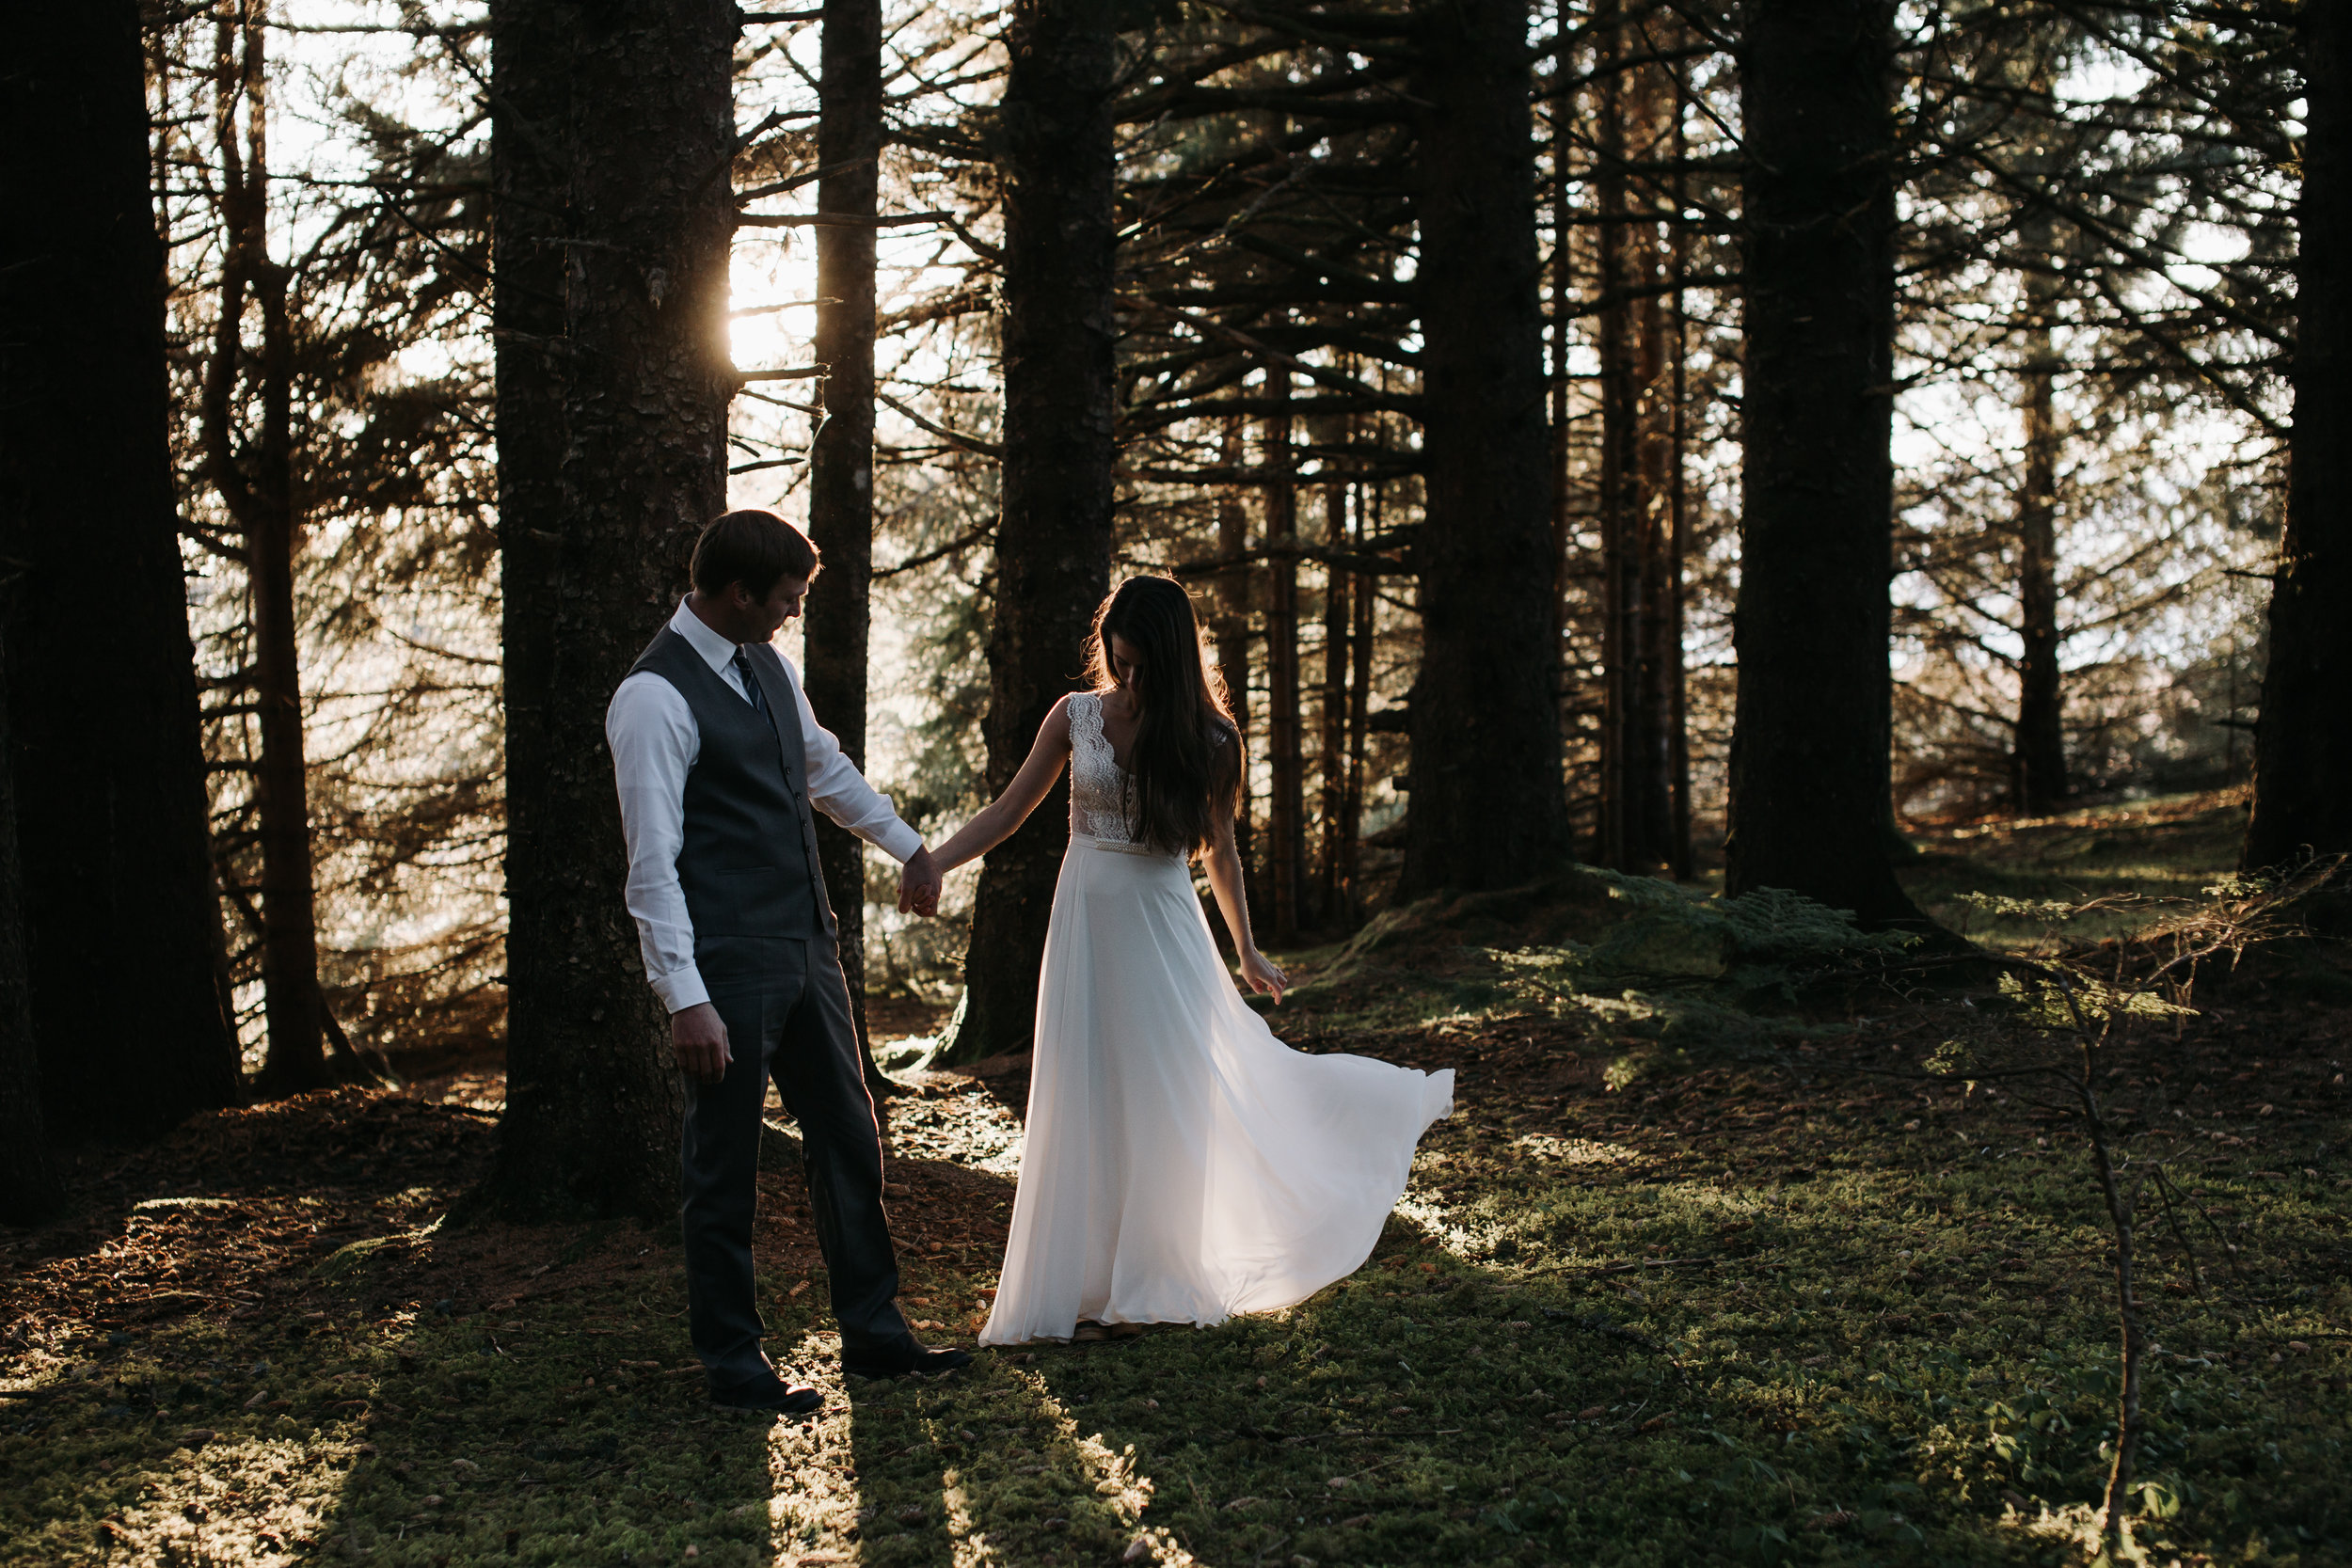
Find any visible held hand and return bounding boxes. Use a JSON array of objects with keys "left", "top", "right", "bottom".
[
  {"left": 898, "top": 846, "right": 944, "bottom": 918},
  {"left": 1239, "top": 948, "right": 1287, "bottom": 1005},
  {"left": 671, "top": 1002, "right": 733, "bottom": 1084}
]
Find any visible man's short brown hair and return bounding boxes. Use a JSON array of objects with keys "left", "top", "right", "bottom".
[{"left": 690, "top": 509, "right": 821, "bottom": 598}]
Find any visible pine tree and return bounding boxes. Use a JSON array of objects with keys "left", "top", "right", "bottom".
[
  {"left": 946, "top": 0, "right": 1120, "bottom": 1060},
  {"left": 1725, "top": 0, "right": 1927, "bottom": 927},
  {"left": 2246, "top": 0, "right": 2351, "bottom": 874},
  {"left": 486, "top": 0, "right": 739, "bottom": 1217},
  {"left": 0, "top": 0, "right": 242, "bottom": 1140},
  {"left": 1403, "top": 0, "right": 1569, "bottom": 893},
  {"left": 803, "top": 0, "right": 895, "bottom": 1092}
]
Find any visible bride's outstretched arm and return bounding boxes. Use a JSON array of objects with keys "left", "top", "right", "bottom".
[
  {"left": 1201, "top": 808, "right": 1286, "bottom": 1004},
  {"left": 927, "top": 696, "right": 1074, "bottom": 874}
]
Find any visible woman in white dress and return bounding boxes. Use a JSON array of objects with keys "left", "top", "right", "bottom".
[{"left": 927, "top": 575, "right": 1454, "bottom": 1345}]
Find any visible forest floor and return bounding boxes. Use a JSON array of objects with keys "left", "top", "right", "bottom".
[{"left": 5, "top": 788, "right": 2349, "bottom": 1568}]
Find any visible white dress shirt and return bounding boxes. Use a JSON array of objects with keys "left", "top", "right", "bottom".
[{"left": 607, "top": 598, "right": 924, "bottom": 1014}]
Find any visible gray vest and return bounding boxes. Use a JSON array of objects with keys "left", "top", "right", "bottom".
[{"left": 628, "top": 628, "right": 834, "bottom": 977}]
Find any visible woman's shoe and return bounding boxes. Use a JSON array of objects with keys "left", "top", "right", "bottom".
[{"left": 1072, "top": 1320, "right": 1109, "bottom": 1342}]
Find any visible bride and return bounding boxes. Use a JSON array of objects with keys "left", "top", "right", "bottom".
[{"left": 925, "top": 574, "right": 1454, "bottom": 1345}]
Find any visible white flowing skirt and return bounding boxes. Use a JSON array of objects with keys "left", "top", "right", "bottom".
[{"left": 978, "top": 834, "right": 1454, "bottom": 1345}]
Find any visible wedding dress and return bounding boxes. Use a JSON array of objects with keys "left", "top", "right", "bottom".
[{"left": 978, "top": 691, "right": 1454, "bottom": 1344}]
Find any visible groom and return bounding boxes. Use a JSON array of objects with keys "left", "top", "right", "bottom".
[{"left": 607, "top": 507, "right": 968, "bottom": 1414}]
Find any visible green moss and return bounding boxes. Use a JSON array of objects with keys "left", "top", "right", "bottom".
[{"left": 7, "top": 787, "right": 2346, "bottom": 1564}]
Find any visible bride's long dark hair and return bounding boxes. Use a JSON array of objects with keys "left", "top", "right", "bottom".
[{"left": 1082, "top": 576, "right": 1242, "bottom": 856}]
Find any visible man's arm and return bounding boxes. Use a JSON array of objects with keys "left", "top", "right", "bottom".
[
  {"left": 606, "top": 674, "right": 730, "bottom": 1081},
  {"left": 783, "top": 654, "right": 944, "bottom": 913}
]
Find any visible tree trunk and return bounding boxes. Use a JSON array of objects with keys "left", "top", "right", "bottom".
[
  {"left": 1631, "top": 199, "right": 1680, "bottom": 870},
  {"left": 1725, "top": 0, "right": 1926, "bottom": 927},
  {"left": 486, "top": 0, "right": 737, "bottom": 1218},
  {"left": 2011, "top": 325, "right": 2067, "bottom": 816},
  {"left": 1318, "top": 483, "right": 1351, "bottom": 921},
  {"left": 1597, "top": 31, "right": 1681, "bottom": 877},
  {"left": 0, "top": 624, "right": 65, "bottom": 1225},
  {"left": 1664, "top": 66, "right": 1694, "bottom": 881},
  {"left": 1214, "top": 415, "right": 1256, "bottom": 894},
  {"left": 1263, "top": 377, "right": 1304, "bottom": 942},
  {"left": 804, "top": 0, "right": 888, "bottom": 1095},
  {"left": 1595, "top": 0, "right": 1636, "bottom": 869},
  {"left": 944, "top": 0, "right": 1117, "bottom": 1063},
  {"left": 1344, "top": 478, "right": 1376, "bottom": 903},
  {"left": 1548, "top": 0, "right": 1579, "bottom": 671},
  {"left": 201, "top": 9, "right": 334, "bottom": 1095},
  {"left": 2010, "top": 184, "right": 2068, "bottom": 816},
  {"left": 1405, "top": 0, "right": 1569, "bottom": 894},
  {"left": 2244, "top": 1, "right": 2349, "bottom": 874},
  {"left": 0, "top": 0, "right": 242, "bottom": 1141}
]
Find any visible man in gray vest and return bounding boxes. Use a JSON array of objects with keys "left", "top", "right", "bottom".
[{"left": 608, "top": 508, "right": 965, "bottom": 1414}]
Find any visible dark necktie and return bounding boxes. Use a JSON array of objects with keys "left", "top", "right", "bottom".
[{"left": 731, "top": 646, "right": 768, "bottom": 718}]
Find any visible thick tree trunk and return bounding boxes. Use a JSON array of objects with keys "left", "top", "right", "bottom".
[
  {"left": 2245, "top": 1, "right": 2350, "bottom": 874},
  {"left": 1725, "top": 0, "right": 1926, "bottom": 927},
  {"left": 946, "top": 0, "right": 1117, "bottom": 1062},
  {"left": 1263, "top": 378, "right": 1304, "bottom": 942},
  {"left": 0, "top": 626, "right": 65, "bottom": 1225},
  {"left": 805, "top": 0, "right": 888, "bottom": 1094},
  {"left": 1405, "top": 0, "right": 1569, "bottom": 894},
  {"left": 487, "top": 0, "right": 736, "bottom": 1217},
  {"left": 201, "top": 11, "right": 334, "bottom": 1095},
  {"left": 0, "top": 0, "right": 242, "bottom": 1141}
]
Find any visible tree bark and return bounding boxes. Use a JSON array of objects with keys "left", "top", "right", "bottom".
[
  {"left": 0, "top": 624, "right": 65, "bottom": 1225},
  {"left": 1595, "top": 0, "right": 1636, "bottom": 869},
  {"left": 945, "top": 0, "right": 1117, "bottom": 1063},
  {"left": 2010, "top": 171, "right": 2069, "bottom": 817},
  {"left": 1597, "top": 29, "right": 1683, "bottom": 877},
  {"left": 804, "top": 0, "right": 887, "bottom": 1094},
  {"left": 1664, "top": 53, "right": 1693, "bottom": 880},
  {"left": 1405, "top": 0, "right": 1569, "bottom": 894},
  {"left": 486, "top": 0, "right": 737, "bottom": 1217},
  {"left": 1318, "top": 483, "right": 1351, "bottom": 921},
  {"left": 1214, "top": 416, "right": 1257, "bottom": 908},
  {"left": 1344, "top": 477, "right": 1376, "bottom": 903},
  {"left": 0, "top": 0, "right": 242, "bottom": 1141},
  {"left": 2011, "top": 321, "right": 2067, "bottom": 816},
  {"left": 1725, "top": 0, "right": 1926, "bottom": 927},
  {"left": 200, "top": 9, "right": 334, "bottom": 1095},
  {"left": 2245, "top": 1, "right": 2350, "bottom": 873},
  {"left": 1263, "top": 376, "right": 1304, "bottom": 942}
]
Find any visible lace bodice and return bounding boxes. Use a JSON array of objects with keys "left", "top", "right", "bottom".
[
  {"left": 1067, "top": 691, "right": 1139, "bottom": 844},
  {"left": 1067, "top": 691, "right": 1232, "bottom": 857}
]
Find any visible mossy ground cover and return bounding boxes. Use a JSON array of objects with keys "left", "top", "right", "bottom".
[
  {"left": 7, "top": 800, "right": 2349, "bottom": 1566},
  {"left": 1895, "top": 790, "right": 2262, "bottom": 952}
]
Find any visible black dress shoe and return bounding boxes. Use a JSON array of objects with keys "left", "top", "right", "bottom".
[
  {"left": 708, "top": 1372, "right": 824, "bottom": 1415},
  {"left": 842, "top": 1333, "right": 974, "bottom": 1380}
]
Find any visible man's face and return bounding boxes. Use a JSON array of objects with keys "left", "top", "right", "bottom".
[{"left": 733, "top": 573, "right": 809, "bottom": 642}]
